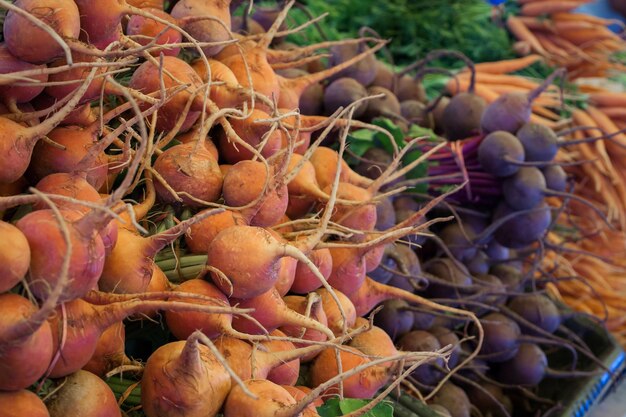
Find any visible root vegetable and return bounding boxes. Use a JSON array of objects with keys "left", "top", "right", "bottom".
[
  {"left": 310, "top": 345, "right": 389, "bottom": 399},
  {"left": 223, "top": 380, "right": 296, "bottom": 417},
  {"left": 185, "top": 209, "right": 247, "bottom": 254},
  {"left": 47, "top": 370, "right": 120, "bottom": 417},
  {"left": 0, "top": 294, "right": 54, "bottom": 391},
  {"left": 0, "top": 390, "right": 49, "bottom": 417},
  {"left": 206, "top": 225, "right": 328, "bottom": 299},
  {"left": 230, "top": 288, "right": 334, "bottom": 340},
  {"left": 0, "top": 43, "right": 48, "bottom": 105},
  {"left": 0, "top": 221, "right": 30, "bottom": 293},
  {"left": 2, "top": 0, "right": 80, "bottom": 64},
  {"left": 0, "top": 64, "right": 97, "bottom": 184},
  {"left": 373, "top": 299, "right": 414, "bottom": 339},
  {"left": 141, "top": 331, "right": 232, "bottom": 417},
  {"left": 507, "top": 294, "right": 561, "bottom": 335},
  {"left": 222, "top": 161, "right": 288, "bottom": 227},
  {"left": 126, "top": 8, "right": 182, "bottom": 57},
  {"left": 215, "top": 333, "right": 330, "bottom": 384},
  {"left": 481, "top": 68, "right": 565, "bottom": 134},
  {"left": 291, "top": 248, "right": 333, "bottom": 294},
  {"left": 153, "top": 142, "right": 224, "bottom": 207},
  {"left": 216, "top": 109, "right": 284, "bottom": 164},
  {"left": 46, "top": 296, "right": 247, "bottom": 377},
  {"left": 17, "top": 209, "right": 106, "bottom": 301},
  {"left": 316, "top": 288, "right": 356, "bottom": 336},
  {"left": 129, "top": 56, "right": 204, "bottom": 132},
  {"left": 171, "top": 0, "right": 233, "bottom": 57},
  {"left": 280, "top": 295, "right": 329, "bottom": 362},
  {"left": 82, "top": 322, "right": 132, "bottom": 377},
  {"left": 28, "top": 124, "right": 110, "bottom": 189}
]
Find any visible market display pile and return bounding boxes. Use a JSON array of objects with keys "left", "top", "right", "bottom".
[{"left": 0, "top": 1, "right": 623, "bottom": 417}]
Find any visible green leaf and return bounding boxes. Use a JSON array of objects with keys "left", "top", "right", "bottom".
[
  {"left": 404, "top": 149, "right": 429, "bottom": 195},
  {"left": 372, "top": 117, "right": 405, "bottom": 154},
  {"left": 317, "top": 398, "right": 343, "bottom": 417},
  {"left": 350, "top": 129, "right": 377, "bottom": 141},
  {"left": 317, "top": 398, "right": 394, "bottom": 417},
  {"left": 339, "top": 398, "right": 394, "bottom": 417},
  {"left": 348, "top": 139, "right": 376, "bottom": 157},
  {"left": 348, "top": 128, "right": 377, "bottom": 156},
  {"left": 407, "top": 125, "right": 438, "bottom": 142}
]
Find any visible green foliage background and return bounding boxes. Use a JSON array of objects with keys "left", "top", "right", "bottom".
[{"left": 290, "top": 0, "right": 516, "bottom": 66}]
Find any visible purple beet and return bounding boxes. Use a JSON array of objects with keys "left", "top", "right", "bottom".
[
  {"left": 373, "top": 299, "right": 414, "bottom": 339},
  {"left": 481, "top": 68, "right": 566, "bottom": 134},
  {"left": 323, "top": 77, "right": 369, "bottom": 117}
]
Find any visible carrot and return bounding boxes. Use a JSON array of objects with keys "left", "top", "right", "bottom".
[
  {"left": 589, "top": 92, "right": 626, "bottom": 108},
  {"left": 458, "top": 71, "right": 541, "bottom": 89},
  {"left": 470, "top": 54, "right": 543, "bottom": 74},
  {"left": 553, "top": 20, "right": 600, "bottom": 32},
  {"left": 552, "top": 12, "right": 626, "bottom": 28},
  {"left": 559, "top": 27, "right": 622, "bottom": 45},
  {"left": 543, "top": 33, "right": 597, "bottom": 63},
  {"left": 530, "top": 96, "right": 563, "bottom": 108},
  {"left": 516, "top": 16, "right": 597, "bottom": 32},
  {"left": 570, "top": 111, "right": 611, "bottom": 177},
  {"left": 568, "top": 60, "right": 613, "bottom": 78},
  {"left": 446, "top": 77, "right": 499, "bottom": 103},
  {"left": 597, "top": 107, "right": 626, "bottom": 120},
  {"left": 480, "top": 84, "right": 561, "bottom": 108},
  {"left": 594, "top": 39, "right": 626, "bottom": 51},
  {"left": 529, "top": 112, "right": 558, "bottom": 128},
  {"left": 532, "top": 105, "right": 561, "bottom": 121},
  {"left": 482, "top": 83, "right": 531, "bottom": 94},
  {"left": 506, "top": 16, "right": 549, "bottom": 56},
  {"left": 586, "top": 105, "right": 626, "bottom": 148},
  {"left": 534, "top": 33, "right": 571, "bottom": 59},
  {"left": 521, "top": 1, "right": 591, "bottom": 17}
]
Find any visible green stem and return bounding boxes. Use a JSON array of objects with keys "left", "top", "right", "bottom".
[
  {"left": 156, "top": 255, "right": 208, "bottom": 271},
  {"left": 164, "top": 264, "right": 206, "bottom": 282}
]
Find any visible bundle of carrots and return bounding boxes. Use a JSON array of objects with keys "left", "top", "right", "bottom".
[
  {"left": 506, "top": 1, "right": 626, "bottom": 78},
  {"left": 546, "top": 91, "right": 626, "bottom": 346}
]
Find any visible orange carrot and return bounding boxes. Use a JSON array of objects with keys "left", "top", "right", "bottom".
[
  {"left": 521, "top": 1, "right": 590, "bottom": 17},
  {"left": 475, "top": 83, "right": 530, "bottom": 94},
  {"left": 553, "top": 20, "right": 600, "bottom": 32},
  {"left": 599, "top": 107, "right": 626, "bottom": 120},
  {"left": 529, "top": 113, "right": 558, "bottom": 128},
  {"left": 532, "top": 105, "right": 561, "bottom": 121},
  {"left": 577, "top": 84, "right": 608, "bottom": 93},
  {"left": 586, "top": 105, "right": 626, "bottom": 147},
  {"left": 559, "top": 27, "right": 622, "bottom": 45},
  {"left": 458, "top": 72, "right": 541, "bottom": 89},
  {"left": 470, "top": 55, "right": 543, "bottom": 74},
  {"left": 506, "top": 16, "right": 548, "bottom": 56},
  {"left": 544, "top": 33, "right": 597, "bottom": 63},
  {"left": 585, "top": 107, "right": 626, "bottom": 170},
  {"left": 595, "top": 39, "right": 626, "bottom": 51},
  {"left": 517, "top": 16, "right": 598, "bottom": 32},
  {"left": 589, "top": 92, "right": 626, "bottom": 108},
  {"left": 552, "top": 12, "right": 626, "bottom": 28},
  {"left": 446, "top": 77, "right": 500, "bottom": 103},
  {"left": 534, "top": 33, "right": 572, "bottom": 59},
  {"left": 570, "top": 110, "right": 611, "bottom": 177}
]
